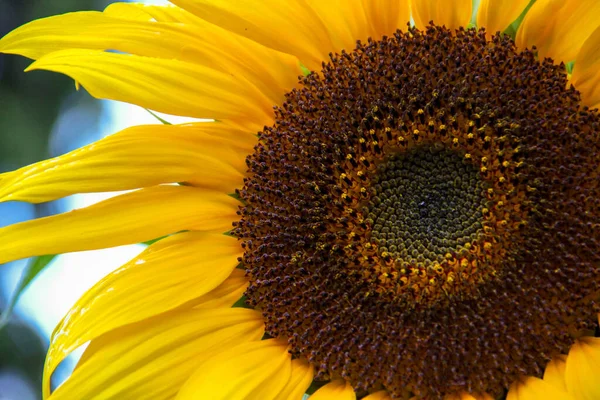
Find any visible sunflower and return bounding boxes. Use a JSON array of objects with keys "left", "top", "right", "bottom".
[{"left": 1, "top": 0, "right": 600, "bottom": 399}]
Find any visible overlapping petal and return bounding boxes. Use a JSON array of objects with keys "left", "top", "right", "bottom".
[
  {"left": 310, "top": 379, "right": 356, "bottom": 400},
  {"left": 476, "top": 0, "right": 530, "bottom": 36},
  {"left": 362, "top": 0, "right": 411, "bottom": 38},
  {"left": 571, "top": 25, "right": 600, "bottom": 109},
  {"left": 47, "top": 308, "right": 264, "bottom": 399},
  {"left": 363, "top": 391, "right": 392, "bottom": 400},
  {"left": 190, "top": 268, "right": 248, "bottom": 310},
  {"left": 169, "top": 0, "right": 335, "bottom": 71},
  {"left": 0, "top": 185, "right": 238, "bottom": 264},
  {"left": 564, "top": 337, "right": 600, "bottom": 400},
  {"left": 44, "top": 231, "right": 241, "bottom": 397},
  {"left": 0, "top": 123, "right": 251, "bottom": 203},
  {"left": 0, "top": 9, "right": 302, "bottom": 106},
  {"left": 543, "top": 354, "right": 568, "bottom": 392},
  {"left": 411, "top": 0, "right": 473, "bottom": 31},
  {"left": 507, "top": 377, "right": 575, "bottom": 400},
  {"left": 24, "top": 49, "right": 273, "bottom": 122},
  {"left": 275, "top": 358, "right": 314, "bottom": 400},
  {"left": 176, "top": 338, "right": 292, "bottom": 400},
  {"left": 445, "top": 392, "right": 494, "bottom": 400},
  {"left": 516, "top": 0, "right": 600, "bottom": 64}
]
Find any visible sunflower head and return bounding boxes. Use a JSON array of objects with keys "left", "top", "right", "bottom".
[
  {"left": 236, "top": 25, "right": 600, "bottom": 398},
  {"left": 1, "top": 1, "right": 600, "bottom": 400}
]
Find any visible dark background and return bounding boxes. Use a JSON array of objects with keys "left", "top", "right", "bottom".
[{"left": 0, "top": 1, "right": 112, "bottom": 398}]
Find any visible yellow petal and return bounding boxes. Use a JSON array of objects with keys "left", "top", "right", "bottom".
[
  {"left": 306, "top": 0, "right": 369, "bottom": 52},
  {"left": 445, "top": 393, "right": 494, "bottom": 400},
  {"left": 363, "top": 0, "right": 411, "bottom": 38},
  {"left": 0, "top": 185, "right": 238, "bottom": 264},
  {"left": 0, "top": 11, "right": 203, "bottom": 62},
  {"left": 176, "top": 338, "right": 292, "bottom": 400},
  {"left": 170, "top": 0, "right": 335, "bottom": 71},
  {"left": 507, "top": 376, "right": 575, "bottom": 400},
  {"left": 276, "top": 358, "right": 315, "bottom": 400},
  {"left": 25, "top": 49, "right": 273, "bottom": 122},
  {"left": 47, "top": 308, "right": 264, "bottom": 400},
  {"left": 363, "top": 391, "right": 392, "bottom": 400},
  {"left": 516, "top": 0, "right": 600, "bottom": 64},
  {"left": 565, "top": 337, "right": 600, "bottom": 400},
  {"left": 0, "top": 124, "right": 250, "bottom": 204},
  {"left": 543, "top": 354, "right": 568, "bottom": 393},
  {"left": 411, "top": 0, "right": 473, "bottom": 31},
  {"left": 104, "top": 2, "right": 202, "bottom": 25},
  {"left": 310, "top": 380, "right": 356, "bottom": 400},
  {"left": 44, "top": 231, "right": 241, "bottom": 395},
  {"left": 476, "top": 0, "right": 530, "bottom": 36},
  {"left": 102, "top": 2, "right": 157, "bottom": 21},
  {"left": 0, "top": 10, "right": 301, "bottom": 105},
  {"left": 191, "top": 268, "right": 248, "bottom": 310},
  {"left": 571, "top": 25, "right": 600, "bottom": 109}
]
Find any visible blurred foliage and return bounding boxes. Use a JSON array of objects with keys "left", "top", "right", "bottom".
[
  {"left": 0, "top": 0, "right": 112, "bottom": 397},
  {"left": 0, "top": 0, "right": 111, "bottom": 171}
]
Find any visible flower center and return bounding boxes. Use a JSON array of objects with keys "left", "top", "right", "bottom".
[
  {"left": 235, "top": 25, "right": 600, "bottom": 399},
  {"left": 365, "top": 146, "right": 489, "bottom": 295}
]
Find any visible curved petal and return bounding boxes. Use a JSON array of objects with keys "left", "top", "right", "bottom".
[
  {"left": 0, "top": 185, "right": 238, "bottom": 264},
  {"left": 310, "top": 380, "right": 356, "bottom": 400},
  {"left": 169, "top": 0, "right": 335, "bottom": 71},
  {"left": 275, "top": 358, "right": 314, "bottom": 400},
  {"left": 411, "top": 0, "right": 473, "bottom": 31},
  {"left": 362, "top": 0, "right": 411, "bottom": 38},
  {"left": 507, "top": 376, "right": 575, "bottom": 400},
  {"left": 543, "top": 354, "right": 568, "bottom": 392},
  {"left": 476, "top": 0, "right": 530, "bottom": 36},
  {"left": 191, "top": 268, "right": 248, "bottom": 310},
  {"left": 25, "top": 49, "right": 273, "bottom": 123},
  {"left": 0, "top": 124, "right": 250, "bottom": 203},
  {"left": 363, "top": 391, "right": 392, "bottom": 400},
  {"left": 104, "top": 2, "right": 207, "bottom": 25},
  {"left": 0, "top": 10, "right": 302, "bottom": 105},
  {"left": 564, "top": 337, "right": 600, "bottom": 400},
  {"left": 47, "top": 308, "right": 264, "bottom": 400},
  {"left": 445, "top": 392, "right": 494, "bottom": 400},
  {"left": 306, "top": 0, "right": 369, "bottom": 52},
  {"left": 571, "top": 25, "right": 600, "bottom": 109},
  {"left": 44, "top": 231, "right": 241, "bottom": 395},
  {"left": 176, "top": 338, "right": 292, "bottom": 400},
  {"left": 516, "top": 0, "right": 600, "bottom": 64}
]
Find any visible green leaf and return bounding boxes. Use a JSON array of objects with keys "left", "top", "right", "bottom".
[
  {"left": 299, "top": 62, "right": 312, "bottom": 77},
  {"left": 503, "top": 0, "right": 537, "bottom": 40},
  {"left": 142, "top": 234, "right": 169, "bottom": 246},
  {"left": 0, "top": 254, "right": 57, "bottom": 331},
  {"left": 145, "top": 108, "right": 172, "bottom": 125}
]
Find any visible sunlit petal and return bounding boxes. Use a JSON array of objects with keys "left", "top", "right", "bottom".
[
  {"left": 516, "top": 0, "right": 600, "bottom": 64},
  {"left": 411, "top": 0, "right": 472, "bottom": 31},
  {"left": 25, "top": 49, "right": 273, "bottom": 122},
  {"left": 176, "top": 338, "right": 292, "bottom": 400},
  {"left": 0, "top": 186, "right": 238, "bottom": 264},
  {"left": 47, "top": 308, "right": 264, "bottom": 399}
]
